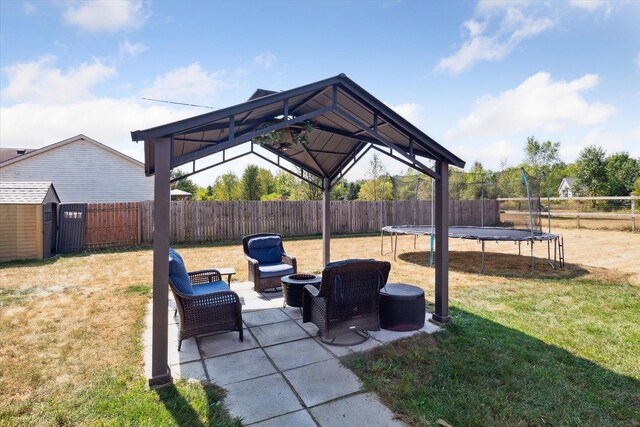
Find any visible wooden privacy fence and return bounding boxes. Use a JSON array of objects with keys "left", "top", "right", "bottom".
[
  {"left": 138, "top": 199, "right": 498, "bottom": 244},
  {"left": 84, "top": 202, "right": 140, "bottom": 249}
]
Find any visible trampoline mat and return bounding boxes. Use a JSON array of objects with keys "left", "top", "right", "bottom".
[{"left": 381, "top": 225, "right": 557, "bottom": 242}]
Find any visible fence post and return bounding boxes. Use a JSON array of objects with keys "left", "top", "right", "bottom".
[
  {"left": 632, "top": 196, "right": 636, "bottom": 232},
  {"left": 576, "top": 200, "right": 581, "bottom": 229}
]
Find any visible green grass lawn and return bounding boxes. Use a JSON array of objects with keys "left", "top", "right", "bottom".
[
  {"left": 2, "top": 232, "right": 639, "bottom": 426},
  {"left": 346, "top": 275, "right": 640, "bottom": 426}
]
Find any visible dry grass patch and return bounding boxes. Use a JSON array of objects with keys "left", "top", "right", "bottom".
[{"left": 0, "top": 227, "right": 638, "bottom": 424}]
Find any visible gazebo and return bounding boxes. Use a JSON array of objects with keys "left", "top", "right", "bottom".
[{"left": 131, "top": 74, "right": 465, "bottom": 386}]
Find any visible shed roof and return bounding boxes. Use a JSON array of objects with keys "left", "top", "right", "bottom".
[
  {"left": 170, "top": 188, "right": 191, "bottom": 196},
  {"left": 132, "top": 74, "right": 465, "bottom": 185},
  {"left": 0, "top": 182, "right": 60, "bottom": 204}
]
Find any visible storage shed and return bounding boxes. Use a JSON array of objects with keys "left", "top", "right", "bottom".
[{"left": 0, "top": 182, "right": 60, "bottom": 262}]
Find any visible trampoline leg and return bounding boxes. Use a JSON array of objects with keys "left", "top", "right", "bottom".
[
  {"left": 394, "top": 233, "right": 398, "bottom": 262},
  {"left": 530, "top": 242, "right": 534, "bottom": 275},
  {"left": 518, "top": 241, "right": 521, "bottom": 256},
  {"left": 380, "top": 230, "right": 384, "bottom": 256},
  {"left": 481, "top": 241, "right": 485, "bottom": 274},
  {"left": 414, "top": 234, "right": 417, "bottom": 249}
]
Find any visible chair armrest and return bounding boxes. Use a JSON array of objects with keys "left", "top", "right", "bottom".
[
  {"left": 188, "top": 269, "right": 222, "bottom": 284},
  {"left": 282, "top": 254, "right": 297, "bottom": 271},
  {"left": 303, "top": 284, "right": 319, "bottom": 297},
  {"left": 245, "top": 255, "right": 259, "bottom": 265}
]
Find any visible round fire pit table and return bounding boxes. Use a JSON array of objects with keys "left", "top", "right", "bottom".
[
  {"left": 379, "top": 283, "right": 425, "bottom": 331},
  {"left": 281, "top": 273, "right": 321, "bottom": 308}
]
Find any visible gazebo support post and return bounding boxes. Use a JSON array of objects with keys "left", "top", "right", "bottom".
[
  {"left": 431, "top": 160, "right": 451, "bottom": 324},
  {"left": 322, "top": 177, "right": 331, "bottom": 266},
  {"left": 149, "top": 137, "right": 172, "bottom": 387}
]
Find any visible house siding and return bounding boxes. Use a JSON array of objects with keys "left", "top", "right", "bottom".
[{"left": 0, "top": 139, "right": 154, "bottom": 203}]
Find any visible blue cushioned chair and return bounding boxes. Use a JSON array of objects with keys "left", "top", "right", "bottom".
[
  {"left": 168, "top": 248, "right": 243, "bottom": 350},
  {"left": 242, "top": 233, "right": 297, "bottom": 292}
]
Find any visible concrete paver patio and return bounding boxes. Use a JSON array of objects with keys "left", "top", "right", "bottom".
[{"left": 144, "top": 281, "right": 440, "bottom": 426}]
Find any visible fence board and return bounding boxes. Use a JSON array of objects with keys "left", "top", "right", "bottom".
[{"left": 84, "top": 202, "right": 138, "bottom": 249}]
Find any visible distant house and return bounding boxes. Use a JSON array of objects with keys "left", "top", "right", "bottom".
[
  {"left": 0, "top": 135, "right": 154, "bottom": 203},
  {"left": 558, "top": 177, "right": 576, "bottom": 198}
]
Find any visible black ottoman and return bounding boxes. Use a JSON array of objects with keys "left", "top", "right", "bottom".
[{"left": 379, "top": 283, "right": 425, "bottom": 331}]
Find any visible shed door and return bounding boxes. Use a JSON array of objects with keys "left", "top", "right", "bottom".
[
  {"left": 58, "top": 204, "right": 87, "bottom": 253},
  {"left": 43, "top": 203, "right": 58, "bottom": 258}
]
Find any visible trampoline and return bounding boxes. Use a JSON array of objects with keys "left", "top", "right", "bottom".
[
  {"left": 381, "top": 225, "right": 564, "bottom": 273},
  {"left": 379, "top": 168, "right": 565, "bottom": 274}
]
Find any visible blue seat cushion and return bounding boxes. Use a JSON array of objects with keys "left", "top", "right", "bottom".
[
  {"left": 248, "top": 236, "right": 283, "bottom": 264},
  {"left": 258, "top": 262, "right": 294, "bottom": 278},
  {"left": 191, "top": 280, "right": 230, "bottom": 296},
  {"left": 169, "top": 249, "right": 192, "bottom": 295}
]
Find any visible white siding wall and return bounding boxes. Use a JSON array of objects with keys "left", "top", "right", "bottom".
[{"left": 0, "top": 140, "right": 154, "bottom": 202}]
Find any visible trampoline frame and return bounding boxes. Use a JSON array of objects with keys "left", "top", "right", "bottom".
[{"left": 380, "top": 225, "right": 564, "bottom": 274}]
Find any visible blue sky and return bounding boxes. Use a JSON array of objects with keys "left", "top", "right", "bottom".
[{"left": 1, "top": 0, "right": 639, "bottom": 186}]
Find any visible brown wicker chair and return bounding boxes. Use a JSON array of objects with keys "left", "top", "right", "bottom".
[
  {"left": 242, "top": 233, "right": 297, "bottom": 292},
  {"left": 169, "top": 250, "right": 243, "bottom": 351},
  {"left": 302, "top": 259, "right": 391, "bottom": 345}
]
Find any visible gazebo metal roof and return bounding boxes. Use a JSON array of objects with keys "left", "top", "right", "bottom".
[{"left": 132, "top": 74, "right": 464, "bottom": 187}]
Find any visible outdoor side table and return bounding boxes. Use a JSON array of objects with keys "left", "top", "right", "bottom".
[
  {"left": 281, "top": 274, "right": 321, "bottom": 308},
  {"left": 216, "top": 267, "right": 236, "bottom": 284},
  {"left": 379, "top": 283, "right": 425, "bottom": 331}
]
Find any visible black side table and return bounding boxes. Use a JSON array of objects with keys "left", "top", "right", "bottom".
[
  {"left": 379, "top": 283, "right": 425, "bottom": 331},
  {"left": 281, "top": 274, "right": 321, "bottom": 308}
]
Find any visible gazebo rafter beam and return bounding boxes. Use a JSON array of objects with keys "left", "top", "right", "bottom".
[
  {"left": 370, "top": 145, "right": 438, "bottom": 180},
  {"left": 334, "top": 107, "right": 439, "bottom": 180},
  {"left": 171, "top": 105, "right": 333, "bottom": 168},
  {"left": 330, "top": 143, "right": 372, "bottom": 187}
]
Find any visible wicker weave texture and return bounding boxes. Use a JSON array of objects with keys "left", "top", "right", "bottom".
[
  {"left": 169, "top": 269, "right": 243, "bottom": 348},
  {"left": 242, "top": 233, "right": 297, "bottom": 292},
  {"left": 303, "top": 260, "right": 391, "bottom": 340}
]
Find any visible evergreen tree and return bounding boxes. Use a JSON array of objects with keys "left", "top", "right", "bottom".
[{"left": 241, "top": 165, "right": 263, "bottom": 200}]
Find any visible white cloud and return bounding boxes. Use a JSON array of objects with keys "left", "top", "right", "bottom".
[
  {"left": 63, "top": 0, "right": 148, "bottom": 33},
  {"left": 437, "top": 4, "right": 555, "bottom": 74},
  {"left": 447, "top": 72, "right": 615, "bottom": 139},
  {"left": 119, "top": 40, "right": 148, "bottom": 57},
  {"left": 452, "top": 139, "right": 514, "bottom": 170},
  {"left": 1, "top": 55, "right": 116, "bottom": 104},
  {"left": 23, "top": 2, "right": 35, "bottom": 15},
  {"left": 569, "top": 0, "right": 612, "bottom": 14},
  {"left": 253, "top": 52, "right": 277, "bottom": 70},
  {"left": 140, "top": 63, "right": 227, "bottom": 102},
  {"left": 561, "top": 127, "right": 640, "bottom": 161},
  {"left": 389, "top": 103, "right": 424, "bottom": 125},
  {"left": 0, "top": 98, "right": 199, "bottom": 162}
]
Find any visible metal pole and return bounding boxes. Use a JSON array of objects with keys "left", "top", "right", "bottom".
[
  {"left": 521, "top": 167, "right": 535, "bottom": 240},
  {"left": 432, "top": 160, "right": 450, "bottom": 324},
  {"left": 149, "top": 137, "right": 172, "bottom": 387},
  {"left": 632, "top": 196, "right": 636, "bottom": 232},
  {"left": 430, "top": 177, "right": 435, "bottom": 267},
  {"left": 481, "top": 177, "right": 485, "bottom": 227},
  {"left": 322, "top": 177, "right": 331, "bottom": 266},
  {"left": 481, "top": 241, "right": 485, "bottom": 273}
]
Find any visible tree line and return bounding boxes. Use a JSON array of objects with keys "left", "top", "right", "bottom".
[{"left": 172, "top": 137, "right": 640, "bottom": 201}]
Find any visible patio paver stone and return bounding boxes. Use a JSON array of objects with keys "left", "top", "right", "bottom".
[
  {"left": 264, "top": 337, "right": 334, "bottom": 371},
  {"left": 282, "top": 358, "right": 363, "bottom": 407},
  {"left": 223, "top": 373, "right": 302, "bottom": 425},
  {"left": 243, "top": 308, "right": 291, "bottom": 328},
  {"left": 309, "top": 392, "right": 406, "bottom": 427},
  {"left": 250, "top": 319, "right": 310, "bottom": 347},
  {"left": 170, "top": 360, "right": 207, "bottom": 382},
  {"left": 198, "top": 328, "right": 258, "bottom": 358},
  {"left": 249, "top": 409, "right": 317, "bottom": 427},
  {"left": 204, "top": 348, "right": 276, "bottom": 385}
]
